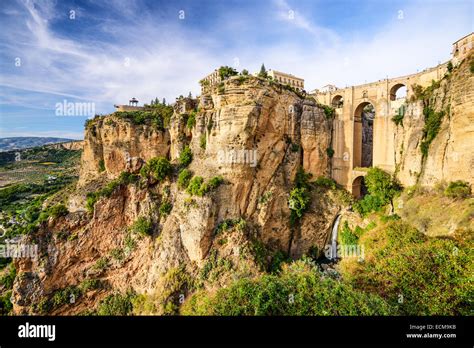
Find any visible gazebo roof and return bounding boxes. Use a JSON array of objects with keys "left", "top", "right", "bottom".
[{"left": 129, "top": 97, "right": 138, "bottom": 102}]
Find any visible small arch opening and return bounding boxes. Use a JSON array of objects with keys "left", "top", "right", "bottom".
[
  {"left": 389, "top": 84, "right": 407, "bottom": 101},
  {"left": 331, "top": 95, "right": 344, "bottom": 108},
  {"left": 352, "top": 176, "right": 368, "bottom": 199}
]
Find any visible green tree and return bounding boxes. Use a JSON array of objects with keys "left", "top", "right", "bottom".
[
  {"left": 354, "top": 167, "right": 401, "bottom": 215},
  {"left": 258, "top": 63, "right": 267, "bottom": 78},
  {"left": 218, "top": 66, "right": 238, "bottom": 80}
]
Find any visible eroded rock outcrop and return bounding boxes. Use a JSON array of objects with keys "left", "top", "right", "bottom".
[
  {"left": 12, "top": 75, "right": 340, "bottom": 315},
  {"left": 394, "top": 53, "right": 474, "bottom": 187}
]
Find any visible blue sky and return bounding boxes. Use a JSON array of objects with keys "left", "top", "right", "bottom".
[{"left": 0, "top": 0, "right": 472, "bottom": 139}]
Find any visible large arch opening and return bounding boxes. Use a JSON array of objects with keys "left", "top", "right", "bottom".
[
  {"left": 353, "top": 102, "right": 374, "bottom": 168},
  {"left": 389, "top": 83, "right": 407, "bottom": 101},
  {"left": 352, "top": 176, "right": 368, "bottom": 199},
  {"left": 331, "top": 95, "right": 344, "bottom": 108}
]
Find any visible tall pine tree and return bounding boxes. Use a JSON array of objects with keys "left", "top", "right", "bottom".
[{"left": 258, "top": 63, "right": 267, "bottom": 78}]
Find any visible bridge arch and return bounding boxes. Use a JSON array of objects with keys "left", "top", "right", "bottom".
[
  {"left": 389, "top": 83, "right": 407, "bottom": 101},
  {"left": 331, "top": 95, "right": 344, "bottom": 108},
  {"left": 352, "top": 176, "right": 368, "bottom": 198},
  {"left": 353, "top": 101, "right": 374, "bottom": 169}
]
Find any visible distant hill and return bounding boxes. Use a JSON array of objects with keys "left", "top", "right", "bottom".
[{"left": 0, "top": 137, "right": 76, "bottom": 152}]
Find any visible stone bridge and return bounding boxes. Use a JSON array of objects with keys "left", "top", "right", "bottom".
[{"left": 313, "top": 62, "right": 449, "bottom": 197}]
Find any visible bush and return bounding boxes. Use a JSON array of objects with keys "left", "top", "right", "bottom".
[
  {"left": 86, "top": 194, "right": 98, "bottom": 213},
  {"left": 420, "top": 107, "right": 445, "bottom": 157},
  {"left": 114, "top": 106, "right": 173, "bottom": 129},
  {"left": 218, "top": 66, "right": 238, "bottom": 80},
  {"left": 354, "top": 167, "right": 401, "bottom": 216},
  {"left": 392, "top": 114, "right": 404, "bottom": 126},
  {"left": 186, "top": 176, "right": 223, "bottom": 196},
  {"left": 326, "top": 147, "right": 334, "bottom": 158},
  {"left": 51, "top": 286, "right": 81, "bottom": 308},
  {"left": 97, "top": 292, "right": 134, "bottom": 316},
  {"left": 80, "top": 279, "right": 101, "bottom": 292},
  {"left": 98, "top": 159, "right": 106, "bottom": 172},
  {"left": 0, "top": 264, "right": 16, "bottom": 289},
  {"left": 86, "top": 172, "right": 139, "bottom": 213},
  {"left": 159, "top": 201, "right": 172, "bottom": 217},
  {"left": 314, "top": 176, "right": 336, "bottom": 190},
  {"left": 186, "top": 176, "right": 204, "bottom": 196},
  {"left": 447, "top": 61, "right": 453, "bottom": 72},
  {"left": 289, "top": 168, "right": 312, "bottom": 225},
  {"left": 182, "top": 261, "right": 394, "bottom": 315},
  {"left": 200, "top": 135, "right": 206, "bottom": 150},
  {"left": 288, "top": 187, "right": 310, "bottom": 220},
  {"left": 140, "top": 157, "right": 172, "bottom": 182},
  {"left": 49, "top": 204, "right": 68, "bottom": 218},
  {"left": 177, "top": 169, "right": 192, "bottom": 189},
  {"left": 131, "top": 217, "right": 153, "bottom": 236},
  {"left": 214, "top": 218, "right": 246, "bottom": 235},
  {"left": 186, "top": 112, "right": 196, "bottom": 129},
  {"left": 341, "top": 220, "right": 472, "bottom": 315},
  {"left": 353, "top": 194, "right": 385, "bottom": 216},
  {"left": 0, "top": 290, "right": 13, "bottom": 315},
  {"left": 444, "top": 180, "right": 471, "bottom": 199},
  {"left": 322, "top": 105, "right": 335, "bottom": 119},
  {"left": 208, "top": 176, "right": 224, "bottom": 189},
  {"left": 178, "top": 146, "right": 193, "bottom": 167}
]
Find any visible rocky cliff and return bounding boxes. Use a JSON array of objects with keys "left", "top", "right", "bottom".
[
  {"left": 394, "top": 52, "right": 474, "bottom": 187},
  {"left": 12, "top": 75, "right": 343, "bottom": 315}
]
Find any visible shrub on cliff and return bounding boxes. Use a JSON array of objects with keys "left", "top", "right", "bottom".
[
  {"left": 0, "top": 264, "right": 16, "bottom": 289},
  {"left": 159, "top": 201, "right": 172, "bottom": 217},
  {"left": 186, "top": 112, "right": 196, "bottom": 129},
  {"left": 200, "top": 135, "right": 206, "bottom": 149},
  {"left": 86, "top": 172, "right": 139, "bottom": 213},
  {"left": 178, "top": 146, "right": 193, "bottom": 167},
  {"left": 186, "top": 176, "right": 204, "bottom": 196},
  {"left": 140, "top": 157, "right": 172, "bottom": 182},
  {"left": 420, "top": 107, "right": 445, "bottom": 157},
  {"left": 444, "top": 180, "right": 471, "bottom": 199},
  {"left": 177, "top": 169, "right": 192, "bottom": 189},
  {"left": 97, "top": 292, "right": 135, "bottom": 316},
  {"left": 288, "top": 187, "right": 310, "bottom": 221},
  {"left": 114, "top": 105, "right": 173, "bottom": 129},
  {"left": 131, "top": 217, "right": 153, "bottom": 236},
  {"left": 314, "top": 176, "right": 336, "bottom": 190},
  {"left": 182, "top": 260, "right": 394, "bottom": 315},
  {"left": 288, "top": 167, "right": 312, "bottom": 225},
  {"left": 49, "top": 204, "right": 69, "bottom": 218},
  {"left": 186, "top": 176, "right": 223, "bottom": 196}
]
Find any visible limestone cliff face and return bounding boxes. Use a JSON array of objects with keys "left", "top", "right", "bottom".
[
  {"left": 394, "top": 53, "right": 474, "bottom": 187},
  {"left": 12, "top": 75, "right": 338, "bottom": 315},
  {"left": 79, "top": 116, "right": 170, "bottom": 185}
]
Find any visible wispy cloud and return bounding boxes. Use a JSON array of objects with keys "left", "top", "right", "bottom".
[{"left": 0, "top": 0, "right": 472, "bottom": 138}]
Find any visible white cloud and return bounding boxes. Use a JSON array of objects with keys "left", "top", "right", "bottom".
[{"left": 0, "top": 0, "right": 471, "bottom": 118}]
